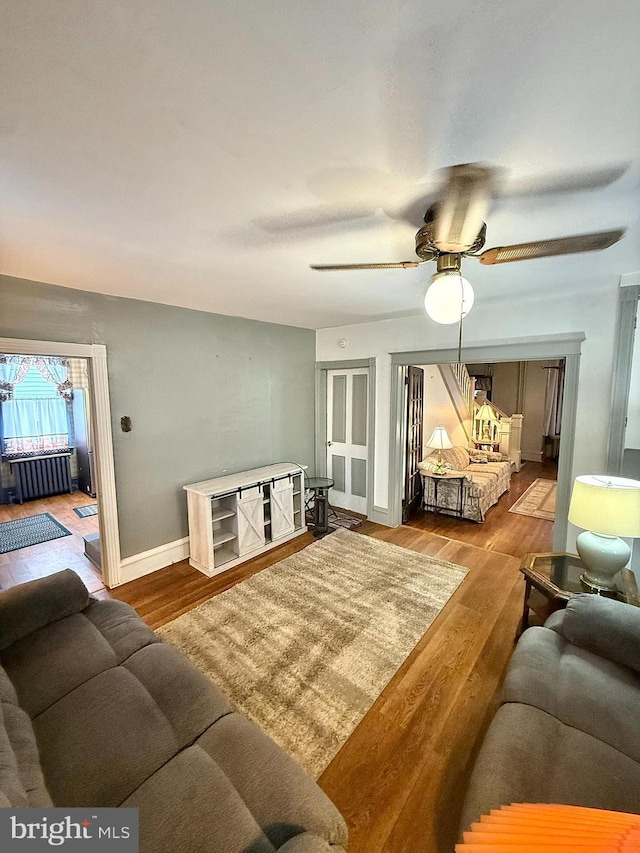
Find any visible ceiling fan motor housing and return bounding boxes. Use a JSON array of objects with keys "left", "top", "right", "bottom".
[{"left": 415, "top": 204, "right": 487, "bottom": 260}]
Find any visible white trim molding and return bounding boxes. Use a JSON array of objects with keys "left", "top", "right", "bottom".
[
  {"left": 0, "top": 337, "right": 122, "bottom": 588},
  {"left": 119, "top": 537, "right": 190, "bottom": 585}
]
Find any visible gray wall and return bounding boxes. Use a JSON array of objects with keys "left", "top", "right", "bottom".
[{"left": 0, "top": 275, "right": 316, "bottom": 558}]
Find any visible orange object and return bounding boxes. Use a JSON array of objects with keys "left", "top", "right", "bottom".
[{"left": 455, "top": 804, "right": 640, "bottom": 852}]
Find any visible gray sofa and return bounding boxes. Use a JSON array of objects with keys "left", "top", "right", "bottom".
[
  {"left": 460, "top": 593, "right": 640, "bottom": 831},
  {"left": 0, "top": 570, "right": 348, "bottom": 853}
]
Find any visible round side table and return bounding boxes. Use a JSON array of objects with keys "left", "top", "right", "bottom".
[{"left": 306, "top": 477, "right": 334, "bottom": 536}]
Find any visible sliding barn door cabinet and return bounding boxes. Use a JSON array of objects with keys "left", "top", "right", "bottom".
[{"left": 184, "top": 463, "right": 305, "bottom": 577}]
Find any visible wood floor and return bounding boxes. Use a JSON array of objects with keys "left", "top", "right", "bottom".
[
  {"left": 405, "top": 459, "right": 557, "bottom": 558},
  {"left": 0, "top": 491, "right": 103, "bottom": 593},
  {"left": 0, "top": 465, "right": 556, "bottom": 852}
]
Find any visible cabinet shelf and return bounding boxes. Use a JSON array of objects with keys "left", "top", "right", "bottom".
[
  {"left": 215, "top": 544, "right": 237, "bottom": 565},
  {"left": 211, "top": 508, "right": 235, "bottom": 523},
  {"left": 213, "top": 530, "right": 237, "bottom": 548}
]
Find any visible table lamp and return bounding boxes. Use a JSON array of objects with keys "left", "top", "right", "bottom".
[
  {"left": 426, "top": 425, "right": 453, "bottom": 474},
  {"left": 476, "top": 403, "right": 497, "bottom": 442},
  {"left": 568, "top": 474, "right": 640, "bottom": 592}
]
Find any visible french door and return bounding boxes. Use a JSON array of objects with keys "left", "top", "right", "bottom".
[{"left": 326, "top": 368, "right": 369, "bottom": 514}]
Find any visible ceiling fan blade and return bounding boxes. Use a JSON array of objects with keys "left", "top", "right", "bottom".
[
  {"left": 310, "top": 260, "right": 425, "bottom": 271},
  {"left": 434, "top": 163, "right": 495, "bottom": 253},
  {"left": 478, "top": 229, "right": 625, "bottom": 265},
  {"left": 501, "top": 162, "right": 630, "bottom": 200}
]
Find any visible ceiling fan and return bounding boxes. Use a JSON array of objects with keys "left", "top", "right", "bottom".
[{"left": 310, "top": 163, "right": 625, "bottom": 325}]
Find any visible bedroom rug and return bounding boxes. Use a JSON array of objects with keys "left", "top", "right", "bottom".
[
  {"left": 158, "top": 527, "right": 468, "bottom": 777},
  {"left": 0, "top": 513, "right": 72, "bottom": 554},
  {"left": 73, "top": 504, "right": 98, "bottom": 518},
  {"left": 508, "top": 478, "right": 557, "bottom": 520}
]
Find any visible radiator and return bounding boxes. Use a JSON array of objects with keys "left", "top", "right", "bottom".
[{"left": 11, "top": 454, "right": 73, "bottom": 503}]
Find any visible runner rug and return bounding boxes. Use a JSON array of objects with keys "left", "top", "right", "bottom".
[
  {"left": 0, "top": 513, "right": 71, "bottom": 554},
  {"left": 508, "top": 478, "right": 557, "bottom": 520},
  {"left": 158, "top": 527, "right": 468, "bottom": 777}
]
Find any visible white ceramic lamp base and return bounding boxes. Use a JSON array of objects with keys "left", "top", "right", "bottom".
[{"left": 576, "top": 531, "right": 631, "bottom": 592}]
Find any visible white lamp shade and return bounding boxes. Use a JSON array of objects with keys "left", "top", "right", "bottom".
[
  {"left": 424, "top": 272, "right": 474, "bottom": 325},
  {"left": 568, "top": 475, "right": 640, "bottom": 537},
  {"left": 476, "top": 403, "right": 497, "bottom": 422},
  {"left": 426, "top": 425, "right": 453, "bottom": 450}
]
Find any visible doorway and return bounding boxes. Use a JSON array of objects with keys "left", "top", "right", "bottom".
[
  {"left": 315, "top": 358, "right": 376, "bottom": 520},
  {"left": 400, "top": 358, "right": 565, "bottom": 558},
  {"left": 0, "top": 337, "right": 120, "bottom": 587},
  {"left": 326, "top": 367, "right": 369, "bottom": 514},
  {"left": 0, "top": 353, "right": 103, "bottom": 590},
  {"left": 388, "top": 334, "right": 584, "bottom": 551}
]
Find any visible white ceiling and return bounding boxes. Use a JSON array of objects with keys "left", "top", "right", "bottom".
[{"left": 2, "top": 0, "right": 639, "bottom": 329}]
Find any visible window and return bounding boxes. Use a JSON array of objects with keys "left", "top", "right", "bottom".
[{"left": 1, "top": 363, "right": 71, "bottom": 456}]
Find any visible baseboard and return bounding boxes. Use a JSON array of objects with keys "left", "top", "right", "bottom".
[
  {"left": 521, "top": 451, "right": 544, "bottom": 463},
  {"left": 369, "top": 505, "right": 393, "bottom": 526},
  {"left": 117, "top": 537, "right": 190, "bottom": 585}
]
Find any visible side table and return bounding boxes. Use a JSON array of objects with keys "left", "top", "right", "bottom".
[
  {"left": 518, "top": 551, "right": 640, "bottom": 637},
  {"left": 421, "top": 471, "right": 466, "bottom": 518},
  {"left": 305, "top": 477, "right": 334, "bottom": 537}
]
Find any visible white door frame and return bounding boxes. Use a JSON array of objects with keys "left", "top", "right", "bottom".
[
  {"left": 0, "top": 337, "right": 121, "bottom": 587},
  {"left": 388, "top": 333, "right": 585, "bottom": 551},
  {"left": 315, "top": 358, "right": 376, "bottom": 519}
]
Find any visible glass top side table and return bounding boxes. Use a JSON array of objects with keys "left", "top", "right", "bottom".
[{"left": 518, "top": 551, "right": 639, "bottom": 637}]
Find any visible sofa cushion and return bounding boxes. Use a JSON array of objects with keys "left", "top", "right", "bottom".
[
  {"left": 0, "top": 665, "right": 51, "bottom": 808},
  {"left": 0, "top": 599, "right": 160, "bottom": 718},
  {"left": 460, "top": 703, "right": 640, "bottom": 832},
  {"left": 0, "top": 570, "right": 90, "bottom": 651},
  {"left": 559, "top": 595, "right": 640, "bottom": 675},
  {"left": 502, "top": 625, "right": 640, "bottom": 764},
  {"left": 121, "top": 713, "right": 348, "bottom": 853},
  {"left": 439, "top": 446, "right": 470, "bottom": 471},
  {"left": 196, "top": 713, "right": 349, "bottom": 850},
  {"left": 122, "top": 746, "right": 277, "bottom": 853},
  {"left": 31, "top": 639, "right": 234, "bottom": 808}
]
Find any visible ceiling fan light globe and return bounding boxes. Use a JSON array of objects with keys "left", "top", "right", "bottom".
[{"left": 424, "top": 272, "right": 474, "bottom": 325}]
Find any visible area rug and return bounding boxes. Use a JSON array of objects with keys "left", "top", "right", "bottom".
[
  {"left": 0, "top": 513, "right": 72, "bottom": 554},
  {"left": 509, "top": 478, "right": 557, "bottom": 520},
  {"left": 73, "top": 504, "right": 98, "bottom": 518},
  {"left": 329, "top": 508, "right": 362, "bottom": 531},
  {"left": 158, "top": 527, "right": 468, "bottom": 776}
]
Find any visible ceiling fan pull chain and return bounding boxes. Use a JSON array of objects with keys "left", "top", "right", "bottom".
[{"left": 457, "top": 311, "right": 463, "bottom": 364}]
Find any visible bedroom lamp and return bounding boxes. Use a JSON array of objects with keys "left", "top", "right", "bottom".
[
  {"left": 568, "top": 475, "right": 640, "bottom": 592},
  {"left": 476, "top": 403, "right": 497, "bottom": 442},
  {"left": 426, "top": 425, "right": 453, "bottom": 474}
]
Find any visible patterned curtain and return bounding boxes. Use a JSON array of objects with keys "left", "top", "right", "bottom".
[
  {"left": 2, "top": 398, "right": 70, "bottom": 455},
  {"left": 0, "top": 355, "right": 31, "bottom": 401},
  {"left": 33, "top": 357, "right": 73, "bottom": 399}
]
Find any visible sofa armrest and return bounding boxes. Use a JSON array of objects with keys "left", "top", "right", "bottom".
[
  {"left": 0, "top": 570, "right": 90, "bottom": 651},
  {"left": 553, "top": 593, "right": 640, "bottom": 674}
]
